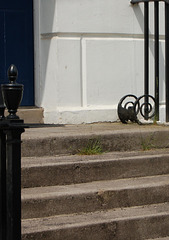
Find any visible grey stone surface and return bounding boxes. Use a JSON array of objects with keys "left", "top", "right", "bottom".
[
  {"left": 21, "top": 122, "right": 169, "bottom": 157},
  {"left": 21, "top": 122, "right": 169, "bottom": 239},
  {"left": 22, "top": 174, "right": 169, "bottom": 219},
  {"left": 21, "top": 150, "right": 169, "bottom": 188},
  {"left": 22, "top": 203, "right": 169, "bottom": 240}
]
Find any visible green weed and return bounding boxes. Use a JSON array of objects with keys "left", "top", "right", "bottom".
[
  {"left": 141, "top": 134, "right": 155, "bottom": 151},
  {"left": 78, "top": 139, "right": 103, "bottom": 155}
]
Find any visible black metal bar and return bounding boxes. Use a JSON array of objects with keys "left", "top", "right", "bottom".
[
  {"left": 145, "top": 1, "right": 149, "bottom": 96},
  {"left": 165, "top": 2, "right": 169, "bottom": 121},
  {"left": 0, "top": 130, "right": 6, "bottom": 240},
  {"left": 154, "top": 1, "right": 159, "bottom": 120},
  {"left": 144, "top": 1, "right": 149, "bottom": 119},
  {"left": 5, "top": 127, "right": 24, "bottom": 240},
  {"left": 0, "top": 64, "right": 26, "bottom": 239},
  {"left": 131, "top": 0, "right": 169, "bottom": 4}
]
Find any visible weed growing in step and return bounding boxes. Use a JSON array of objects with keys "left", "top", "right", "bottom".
[
  {"left": 78, "top": 139, "right": 104, "bottom": 155},
  {"left": 141, "top": 134, "right": 156, "bottom": 151}
]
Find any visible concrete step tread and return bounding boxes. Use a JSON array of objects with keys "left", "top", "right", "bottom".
[
  {"left": 22, "top": 174, "right": 169, "bottom": 200},
  {"left": 22, "top": 202, "right": 169, "bottom": 234},
  {"left": 21, "top": 122, "right": 169, "bottom": 157},
  {"left": 21, "top": 151, "right": 169, "bottom": 188},
  {"left": 147, "top": 238, "right": 169, "bottom": 240},
  {"left": 22, "top": 174, "right": 169, "bottom": 219},
  {"left": 22, "top": 123, "right": 169, "bottom": 140},
  {"left": 22, "top": 150, "right": 169, "bottom": 168}
]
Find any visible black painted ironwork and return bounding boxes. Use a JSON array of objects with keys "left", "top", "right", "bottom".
[
  {"left": 0, "top": 130, "right": 6, "bottom": 240},
  {"left": 131, "top": 0, "right": 169, "bottom": 4},
  {"left": 118, "top": 0, "right": 169, "bottom": 123},
  {"left": 144, "top": 1, "right": 149, "bottom": 120},
  {"left": 134, "top": 94, "right": 156, "bottom": 119},
  {"left": 1, "top": 65, "right": 24, "bottom": 120},
  {"left": 117, "top": 94, "right": 156, "bottom": 124},
  {"left": 165, "top": 2, "right": 169, "bottom": 121},
  {"left": 0, "top": 64, "right": 27, "bottom": 240},
  {"left": 155, "top": 1, "right": 159, "bottom": 120},
  {"left": 117, "top": 95, "right": 139, "bottom": 123}
]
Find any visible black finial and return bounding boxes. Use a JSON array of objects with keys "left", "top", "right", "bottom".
[
  {"left": 1, "top": 64, "right": 23, "bottom": 120},
  {"left": 7, "top": 64, "right": 18, "bottom": 84}
]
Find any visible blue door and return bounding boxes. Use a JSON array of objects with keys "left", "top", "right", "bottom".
[{"left": 0, "top": 0, "right": 34, "bottom": 106}]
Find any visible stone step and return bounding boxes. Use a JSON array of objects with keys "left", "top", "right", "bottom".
[
  {"left": 147, "top": 237, "right": 169, "bottom": 240},
  {"left": 20, "top": 123, "right": 169, "bottom": 239},
  {"left": 21, "top": 123, "right": 169, "bottom": 157},
  {"left": 11, "top": 107, "right": 44, "bottom": 124},
  {"left": 22, "top": 203, "right": 169, "bottom": 240},
  {"left": 22, "top": 174, "right": 169, "bottom": 219},
  {"left": 21, "top": 150, "right": 169, "bottom": 188}
]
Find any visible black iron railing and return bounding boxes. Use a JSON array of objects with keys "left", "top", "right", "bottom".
[
  {"left": 118, "top": 0, "right": 169, "bottom": 123},
  {"left": 0, "top": 65, "right": 26, "bottom": 240}
]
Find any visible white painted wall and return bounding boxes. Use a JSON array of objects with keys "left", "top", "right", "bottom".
[{"left": 34, "top": 0, "right": 166, "bottom": 124}]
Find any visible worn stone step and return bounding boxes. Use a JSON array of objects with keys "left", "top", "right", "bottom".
[
  {"left": 21, "top": 123, "right": 169, "bottom": 157},
  {"left": 22, "top": 203, "right": 169, "bottom": 240},
  {"left": 22, "top": 174, "right": 169, "bottom": 219},
  {"left": 147, "top": 237, "right": 169, "bottom": 240},
  {"left": 14, "top": 107, "right": 44, "bottom": 124},
  {"left": 21, "top": 150, "right": 169, "bottom": 188}
]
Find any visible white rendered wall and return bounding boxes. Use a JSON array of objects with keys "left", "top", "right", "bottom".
[{"left": 34, "top": 0, "right": 166, "bottom": 124}]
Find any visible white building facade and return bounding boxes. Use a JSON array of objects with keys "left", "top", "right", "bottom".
[{"left": 33, "top": 0, "right": 166, "bottom": 124}]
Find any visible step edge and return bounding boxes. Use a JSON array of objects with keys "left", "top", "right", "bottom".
[
  {"left": 21, "top": 152, "right": 169, "bottom": 168},
  {"left": 22, "top": 203, "right": 169, "bottom": 234},
  {"left": 21, "top": 174, "right": 169, "bottom": 200}
]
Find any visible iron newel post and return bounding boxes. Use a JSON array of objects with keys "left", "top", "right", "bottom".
[{"left": 0, "top": 64, "right": 27, "bottom": 240}]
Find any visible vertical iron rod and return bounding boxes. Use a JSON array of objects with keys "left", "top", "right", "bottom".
[
  {"left": 0, "top": 130, "right": 6, "bottom": 240},
  {"left": 6, "top": 128, "right": 24, "bottom": 240},
  {"left": 154, "top": 1, "right": 159, "bottom": 121},
  {"left": 144, "top": 1, "right": 149, "bottom": 120},
  {"left": 165, "top": 2, "right": 169, "bottom": 122}
]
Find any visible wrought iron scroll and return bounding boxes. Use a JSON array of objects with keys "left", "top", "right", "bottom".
[
  {"left": 118, "top": 94, "right": 156, "bottom": 124},
  {"left": 118, "top": 95, "right": 138, "bottom": 124}
]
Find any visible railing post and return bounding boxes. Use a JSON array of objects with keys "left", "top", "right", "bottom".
[
  {"left": 144, "top": 1, "right": 149, "bottom": 120},
  {"left": 154, "top": 1, "right": 159, "bottom": 120},
  {"left": 0, "top": 130, "right": 6, "bottom": 240},
  {"left": 165, "top": 1, "right": 169, "bottom": 121},
  {"left": 5, "top": 127, "right": 24, "bottom": 240},
  {"left": 0, "top": 64, "right": 26, "bottom": 240}
]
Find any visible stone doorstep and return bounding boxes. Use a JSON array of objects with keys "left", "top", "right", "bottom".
[{"left": 5, "top": 107, "right": 44, "bottom": 124}]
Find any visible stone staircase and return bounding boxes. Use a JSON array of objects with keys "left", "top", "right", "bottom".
[{"left": 21, "top": 149, "right": 169, "bottom": 240}]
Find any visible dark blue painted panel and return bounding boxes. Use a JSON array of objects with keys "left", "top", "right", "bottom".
[
  {"left": 0, "top": 0, "right": 34, "bottom": 106},
  {"left": 0, "top": 0, "right": 31, "bottom": 9}
]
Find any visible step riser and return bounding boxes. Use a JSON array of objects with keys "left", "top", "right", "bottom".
[
  {"left": 22, "top": 214, "right": 169, "bottom": 240},
  {"left": 21, "top": 150, "right": 169, "bottom": 239},
  {"left": 22, "top": 130, "right": 169, "bottom": 157},
  {"left": 22, "top": 184, "right": 169, "bottom": 219},
  {"left": 22, "top": 155, "right": 169, "bottom": 188}
]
